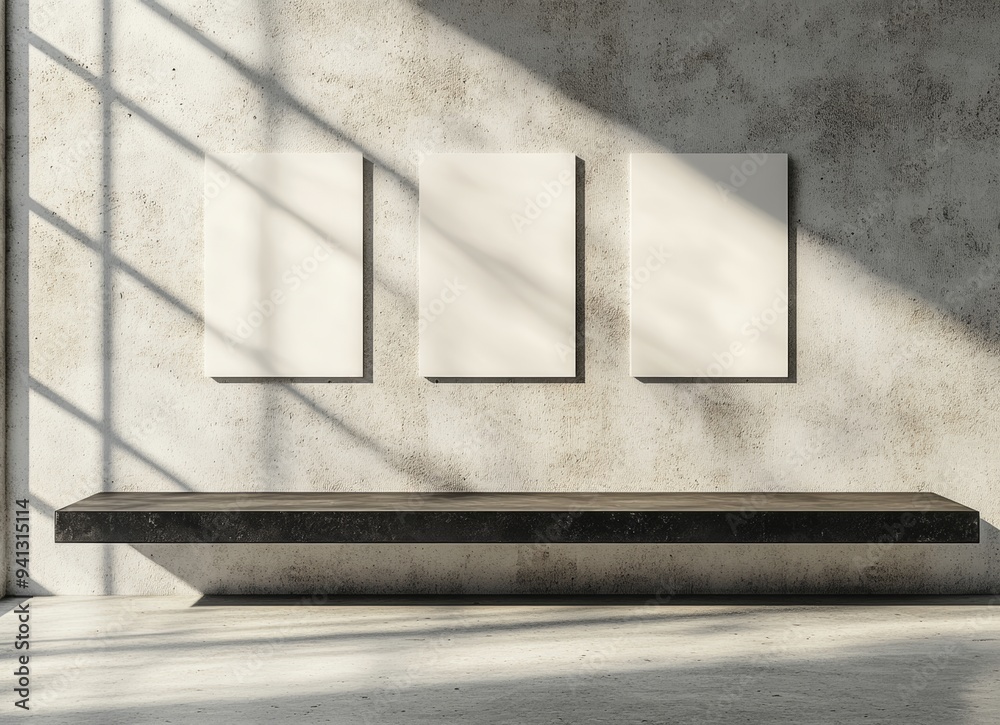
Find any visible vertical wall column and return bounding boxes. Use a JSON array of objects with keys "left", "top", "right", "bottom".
[{"left": 1, "top": 3, "right": 7, "bottom": 598}]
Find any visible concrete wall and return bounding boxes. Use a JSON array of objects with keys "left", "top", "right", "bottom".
[
  {"left": 0, "top": 1, "right": 5, "bottom": 599},
  {"left": 9, "top": 0, "right": 1000, "bottom": 595}
]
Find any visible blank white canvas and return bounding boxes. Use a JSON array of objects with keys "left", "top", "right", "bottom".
[
  {"left": 419, "top": 153, "right": 577, "bottom": 378},
  {"left": 630, "top": 153, "right": 788, "bottom": 378},
  {"left": 204, "top": 152, "right": 364, "bottom": 377}
]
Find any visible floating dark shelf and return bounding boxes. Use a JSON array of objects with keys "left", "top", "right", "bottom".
[{"left": 54, "top": 492, "right": 979, "bottom": 544}]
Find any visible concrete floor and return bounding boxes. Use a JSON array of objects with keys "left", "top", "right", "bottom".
[{"left": 3, "top": 595, "right": 999, "bottom": 724}]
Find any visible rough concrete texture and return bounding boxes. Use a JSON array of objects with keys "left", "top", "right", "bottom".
[
  {"left": 5, "top": 595, "right": 1000, "bottom": 723},
  {"left": 0, "top": 2, "right": 6, "bottom": 598},
  {"left": 8, "top": 0, "right": 1000, "bottom": 594}
]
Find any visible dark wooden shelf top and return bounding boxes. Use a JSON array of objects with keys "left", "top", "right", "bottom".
[
  {"left": 58, "top": 491, "right": 974, "bottom": 512},
  {"left": 55, "top": 491, "right": 979, "bottom": 544}
]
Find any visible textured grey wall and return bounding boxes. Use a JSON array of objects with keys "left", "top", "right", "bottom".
[
  {"left": 9, "top": 0, "right": 1000, "bottom": 595},
  {"left": 0, "top": 2, "right": 5, "bottom": 599}
]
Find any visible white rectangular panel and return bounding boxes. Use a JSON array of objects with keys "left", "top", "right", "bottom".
[
  {"left": 419, "top": 153, "right": 577, "bottom": 378},
  {"left": 630, "top": 153, "right": 788, "bottom": 378},
  {"left": 204, "top": 152, "right": 363, "bottom": 377}
]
